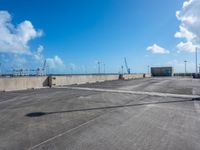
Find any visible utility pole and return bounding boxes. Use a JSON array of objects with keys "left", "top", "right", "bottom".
[
  {"left": 184, "top": 60, "right": 187, "bottom": 74},
  {"left": 103, "top": 63, "right": 105, "bottom": 74},
  {"left": 97, "top": 61, "right": 100, "bottom": 74},
  {"left": 46, "top": 64, "right": 49, "bottom": 75},
  {"left": 199, "top": 64, "right": 200, "bottom": 73},
  {"left": 0, "top": 63, "right": 1, "bottom": 76},
  {"left": 70, "top": 67, "right": 73, "bottom": 74},
  {"left": 147, "top": 65, "right": 150, "bottom": 74},
  {"left": 84, "top": 66, "right": 87, "bottom": 74},
  {"left": 195, "top": 47, "right": 198, "bottom": 74}
]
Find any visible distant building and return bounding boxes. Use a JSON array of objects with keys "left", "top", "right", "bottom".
[{"left": 151, "top": 67, "right": 173, "bottom": 77}]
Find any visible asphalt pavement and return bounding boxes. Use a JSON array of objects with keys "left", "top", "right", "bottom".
[{"left": 0, "top": 77, "right": 200, "bottom": 150}]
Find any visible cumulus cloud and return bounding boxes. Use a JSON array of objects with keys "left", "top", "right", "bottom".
[
  {"left": 0, "top": 11, "right": 42, "bottom": 54},
  {"left": 176, "top": 41, "right": 199, "bottom": 53},
  {"left": 0, "top": 10, "right": 67, "bottom": 74},
  {"left": 175, "top": 25, "right": 196, "bottom": 41},
  {"left": 175, "top": 0, "right": 200, "bottom": 53},
  {"left": 146, "top": 44, "right": 170, "bottom": 54},
  {"left": 46, "top": 56, "right": 65, "bottom": 69},
  {"left": 166, "top": 59, "right": 195, "bottom": 72},
  {"left": 33, "top": 45, "right": 44, "bottom": 61}
]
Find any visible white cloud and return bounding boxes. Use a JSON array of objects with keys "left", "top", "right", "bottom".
[
  {"left": 0, "top": 11, "right": 67, "bottom": 74},
  {"left": 46, "top": 56, "right": 64, "bottom": 69},
  {"left": 33, "top": 45, "right": 44, "bottom": 61},
  {"left": 182, "top": 0, "right": 193, "bottom": 9},
  {"left": 166, "top": 59, "right": 195, "bottom": 72},
  {"left": 175, "top": 0, "right": 200, "bottom": 53},
  {"left": 175, "top": 25, "right": 196, "bottom": 41},
  {"left": 0, "top": 11, "right": 42, "bottom": 54},
  {"left": 176, "top": 41, "right": 199, "bottom": 53},
  {"left": 146, "top": 44, "right": 170, "bottom": 54}
]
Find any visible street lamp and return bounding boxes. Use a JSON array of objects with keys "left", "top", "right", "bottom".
[
  {"left": 70, "top": 67, "right": 73, "bottom": 74},
  {"left": 103, "top": 63, "right": 105, "bottom": 74},
  {"left": 184, "top": 60, "right": 187, "bottom": 74},
  {"left": 195, "top": 47, "right": 198, "bottom": 74},
  {"left": 97, "top": 61, "right": 100, "bottom": 74},
  {"left": 0, "top": 63, "right": 1, "bottom": 76},
  {"left": 199, "top": 64, "right": 200, "bottom": 73}
]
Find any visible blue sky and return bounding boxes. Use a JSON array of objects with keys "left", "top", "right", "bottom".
[{"left": 0, "top": 0, "right": 200, "bottom": 74}]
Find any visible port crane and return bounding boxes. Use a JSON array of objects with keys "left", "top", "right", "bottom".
[
  {"left": 124, "top": 58, "right": 130, "bottom": 74},
  {"left": 42, "top": 60, "right": 47, "bottom": 75}
]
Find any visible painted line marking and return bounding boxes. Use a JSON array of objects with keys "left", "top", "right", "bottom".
[
  {"left": 55, "top": 86, "right": 200, "bottom": 99},
  {"left": 28, "top": 114, "right": 104, "bottom": 150},
  {"left": 194, "top": 101, "right": 200, "bottom": 114},
  {"left": 28, "top": 95, "right": 148, "bottom": 149}
]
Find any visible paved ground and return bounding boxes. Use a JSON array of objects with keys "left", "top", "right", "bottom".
[{"left": 1, "top": 77, "right": 200, "bottom": 150}]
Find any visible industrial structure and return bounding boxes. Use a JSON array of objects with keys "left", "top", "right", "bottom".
[
  {"left": 0, "top": 60, "right": 47, "bottom": 77},
  {"left": 151, "top": 67, "right": 173, "bottom": 77},
  {"left": 124, "top": 58, "right": 130, "bottom": 74}
]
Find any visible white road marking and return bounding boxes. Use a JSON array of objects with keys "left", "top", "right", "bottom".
[
  {"left": 28, "top": 114, "right": 104, "bottom": 150},
  {"left": 55, "top": 86, "right": 199, "bottom": 99},
  {"left": 28, "top": 95, "right": 148, "bottom": 149},
  {"left": 194, "top": 101, "right": 200, "bottom": 114}
]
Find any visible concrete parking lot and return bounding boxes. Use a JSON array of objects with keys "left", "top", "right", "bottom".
[{"left": 1, "top": 77, "right": 200, "bottom": 150}]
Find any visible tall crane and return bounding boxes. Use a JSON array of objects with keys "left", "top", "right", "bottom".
[
  {"left": 42, "top": 60, "right": 46, "bottom": 75},
  {"left": 124, "top": 58, "right": 130, "bottom": 74}
]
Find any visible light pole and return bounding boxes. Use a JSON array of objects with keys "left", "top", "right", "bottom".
[
  {"left": 70, "top": 67, "right": 73, "bottom": 74},
  {"left": 97, "top": 61, "right": 100, "bottom": 74},
  {"left": 103, "top": 63, "right": 105, "bottom": 74},
  {"left": 184, "top": 60, "right": 187, "bottom": 74},
  {"left": 199, "top": 64, "right": 200, "bottom": 73},
  {"left": 0, "top": 63, "right": 1, "bottom": 76},
  {"left": 195, "top": 47, "right": 198, "bottom": 74},
  {"left": 84, "top": 66, "right": 87, "bottom": 74}
]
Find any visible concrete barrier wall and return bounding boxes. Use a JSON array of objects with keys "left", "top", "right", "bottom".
[
  {"left": 50, "top": 74, "right": 150, "bottom": 87},
  {"left": 174, "top": 73, "right": 193, "bottom": 77},
  {"left": 0, "top": 74, "right": 150, "bottom": 91},
  {"left": 145, "top": 74, "right": 151, "bottom": 78},
  {"left": 122, "top": 74, "right": 151, "bottom": 80},
  {"left": 50, "top": 74, "right": 119, "bottom": 86},
  {"left": 0, "top": 76, "right": 49, "bottom": 91}
]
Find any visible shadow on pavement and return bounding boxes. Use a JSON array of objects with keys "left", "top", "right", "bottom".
[{"left": 25, "top": 98, "right": 200, "bottom": 117}]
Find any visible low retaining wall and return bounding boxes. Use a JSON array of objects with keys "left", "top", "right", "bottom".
[
  {"left": 174, "top": 73, "right": 193, "bottom": 77},
  {"left": 0, "top": 74, "right": 150, "bottom": 91},
  {"left": 50, "top": 74, "right": 119, "bottom": 87},
  {"left": 0, "top": 76, "right": 49, "bottom": 91},
  {"left": 122, "top": 74, "right": 151, "bottom": 80}
]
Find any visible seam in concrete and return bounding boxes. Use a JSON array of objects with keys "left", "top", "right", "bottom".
[
  {"left": 54, "top": 86, "right": 200, "bottom": 99},
  {"left": 194, "top": 101, "right": 200, "bottom": 114},
  {"left": 28, "top": 95, "right": 148, "bottom": 150},
  {"left": 0, "top": 86, "right": 49, "bottom": 92},
  {"left": 28, "top": 114, "right": 104, "bottom": 150}
]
